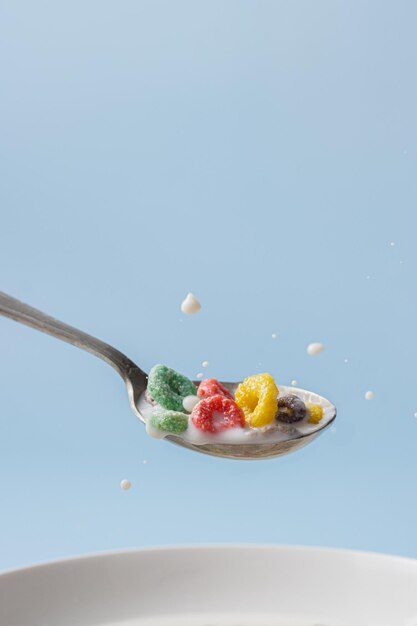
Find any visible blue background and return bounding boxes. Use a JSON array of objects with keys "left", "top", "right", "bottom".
[{"left": 1, "top": 1, "right": 417, "bottom": 571}]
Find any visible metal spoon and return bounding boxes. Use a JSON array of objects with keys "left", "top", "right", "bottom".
[{"left": 0, "top": 292, "right": 336, "bottom": 460}]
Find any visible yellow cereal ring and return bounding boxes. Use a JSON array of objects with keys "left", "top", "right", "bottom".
[
  {"left": 306, "top": 403, "right": 324, "bottom": 424},
  {"left": 235, "top": 373, "right": 278, "bottom": 427}
]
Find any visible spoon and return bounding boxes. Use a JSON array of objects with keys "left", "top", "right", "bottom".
[{"left": 0, "top": 292, "right": 336, "bottom": 460}]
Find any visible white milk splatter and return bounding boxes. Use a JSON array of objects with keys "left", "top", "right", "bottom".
[
  {"left": 365, "top": 390, "right": 374, "bottom": 400},
  {"left": 196, "top": 372, "right": 203, "bottom": 379},
  {"left": 307, "top": 342, "right": 324, "bottom": 356},
  {"left": 180, "top": 293, "right": 201, "bottom": 315},
  {"left": 120, "top": 479, "right": 132, "bottom": 491},
  {"left": 183, "top": 395, "right": 200, "bottom": 412},
  {"left": 271, "top": 333, "right": 277, "bottom": 339},
  {"left": 291, "top": 379, "right": 298, "bottom": 386},
  {"left": 202, "top": 360, "right": 209, "bottom": 368}
]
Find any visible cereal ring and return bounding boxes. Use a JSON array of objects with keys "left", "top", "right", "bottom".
[
  {"left": 235, "top": 373, "right": 278, "bottom": 427},
  {"left": 197, "top": 378, "right": 233, "bottom": 400},
  {"left": 150, "top": 410, "right": 189, "bottom": 434},
  {"left": 306, "top": 403, "right": 324, "bottom": 424},
  {"left": 191, "top": 394, "right": 245, "bottom": 433},
  {"left": 276, "top": 394, "right": 307, "bottom": 424},
  {"left": 147, "top": 365, "right": 197, "bottom": 411}
]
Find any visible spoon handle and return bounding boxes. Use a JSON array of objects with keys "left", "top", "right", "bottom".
[{"left": 0, "top": 291, "right": 146, "bottom": 382}]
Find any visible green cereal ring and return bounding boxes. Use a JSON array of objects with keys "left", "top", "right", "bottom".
[
  {"left": 150, "top": 410, "right": 189, "bottom": 434},
  {"left": 147, "top": 364, "right": 197, "bottom": 411}
]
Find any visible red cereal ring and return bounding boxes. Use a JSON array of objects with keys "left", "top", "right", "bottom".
[
  {"left": 197, "top": 378, "right": 234, "bottom": 400},
  {"left": 191, "top": 394, "right": 245, "bottom": 433}
]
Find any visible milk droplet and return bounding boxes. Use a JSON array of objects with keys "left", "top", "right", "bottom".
[
  {"left": 120, "top": 479, "right": 132, "bottom": 491},
  {"left": 344, "top": 358, "right": 349, "bottom": 363},
  {"left": 180, "top": 293, "right": 201, "bottom": 315},
  {"left": 291, "top": 380, "right": 298, "bottom": 386},
  {"left": 202, "top": 360, "right": 209, "bottom": 368},
  {"left": 183, "top": 395, "right": 200, "bottom": 412},
  {"left": 271, "top": 333, "right": 277, "bottom": 339},
  {"left": 196, "top": 372, "right": 203, "bottom": 379},
  {"left": 365, "top": 390, "right": 374, "bottom": 400},
  {"left": 390, "top": 241, "right": 395, "bottom": 247},
  {"left": 307, "top": 342, "right": 324, "bottom": 356}
]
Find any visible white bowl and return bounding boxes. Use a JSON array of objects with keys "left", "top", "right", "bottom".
[{"left": 1, "top": 545, "right": 417, "bottom": 626}]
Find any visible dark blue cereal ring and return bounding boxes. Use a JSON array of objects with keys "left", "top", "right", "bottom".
[{"left": 276, "top": 394, "right": 307, "bottom": 424}]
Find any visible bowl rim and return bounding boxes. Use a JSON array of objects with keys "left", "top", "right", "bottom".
[{"left": 2, "top": 543, "right": 417, "bottom": 578}]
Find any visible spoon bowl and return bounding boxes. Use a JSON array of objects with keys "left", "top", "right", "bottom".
[
  {"left": 136, "top": 381, "right": 336, "bottom": 460},
  {"left": 0, "top": 292, "right": 336, "bottom": 461}
]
